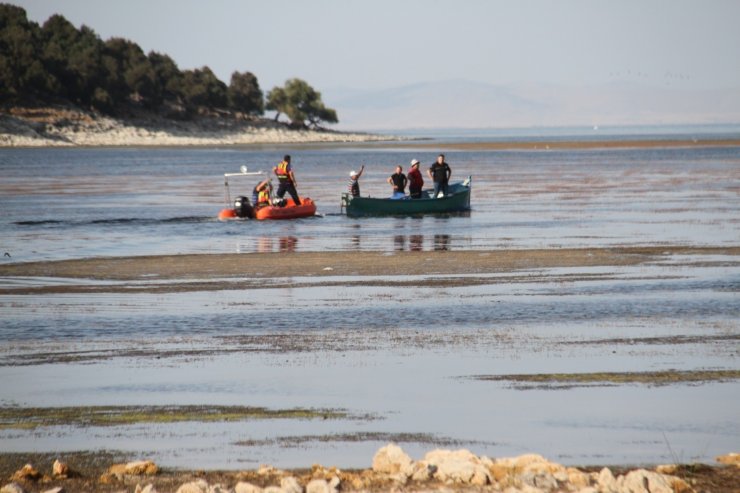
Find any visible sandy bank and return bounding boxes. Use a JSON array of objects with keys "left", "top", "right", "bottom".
[
  {"left": 0, "top": 106, "right": 396, "bottom": 147},
  {"left": 2, "top": 246, "right": 738, "bottom": 282}
]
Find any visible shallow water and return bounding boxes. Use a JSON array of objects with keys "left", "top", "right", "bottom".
[
  {"left": 0, "top": 143, "right": 739, "bottom": 468},
  {"left": 1, "top": 145, "right": 739, "bottom": 261}
]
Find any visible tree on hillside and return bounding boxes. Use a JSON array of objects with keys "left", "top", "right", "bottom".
[
  {"left": 41, "top": 15, "right": 105, "bottom": 104},
  {"left": 265, "top": 86, "right": 287, "bottom": 122},
  {"left": 181, "top": 66, "right": 227, "bottom": 110},
  {"left": 266, "top": 78, "right": 338, "bottom": 128},
  {"left": 0, "top": 4, "right": 55, "bottom": 100},
  {"left": 149, "top": 51, "right": 184, "bottom": 103},
  {"left": 104, "top": 37, "right": 156, "bottom": 107},
  {"left": 228, "top": 71, "right": 263, "bottom": 116}
]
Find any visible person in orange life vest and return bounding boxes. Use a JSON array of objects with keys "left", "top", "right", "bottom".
[
  {"left": 407, "top": 159, "right": 424, "bottom": 198},
  {"left": 273, "top": 154, "right": 301, "bottom": 206},
  {"left": 252, "top": 178, "right": 271, "bottom": 208},
  {"left": 348, "top": 165, "right": 365, "bottom": 197}
]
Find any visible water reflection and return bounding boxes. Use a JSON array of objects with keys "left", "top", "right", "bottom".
[
  {"left": 388, "top": 234, "right": 450, "bottom": 251},
  {"left": 434, "top": 234, "right": 450, "bottom": 251},
  {"left": 255, "top": 236, "right": 299, "bottom": 253},
  {"left": 410, "top": 235, "right": 423, "bottom": 251}
]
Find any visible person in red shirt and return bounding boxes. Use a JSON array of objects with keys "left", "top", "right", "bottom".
[{"left": 407, "top": 159, "right": 424, "bottom": 198}]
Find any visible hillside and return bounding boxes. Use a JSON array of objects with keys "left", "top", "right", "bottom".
[{"left": 326, "top": 80, "right": 740, "bottom": 130}]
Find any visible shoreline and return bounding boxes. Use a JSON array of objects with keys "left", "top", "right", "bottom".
[
  {"left": 0, "top": 106, "right": 398, "bottom": 147},
  {"left": 3, "top": 106, "right": 739, "bottom": 149},
  {"left": 1, "top": 449, "right": 738, "bottom": 493}
]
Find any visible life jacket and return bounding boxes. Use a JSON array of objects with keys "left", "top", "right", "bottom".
[
  {"left": 276, "top": 160, "right": 291, "bottom": 182},
  {"left": 257, "top": 188, "right": 271, "bottom": 205}
]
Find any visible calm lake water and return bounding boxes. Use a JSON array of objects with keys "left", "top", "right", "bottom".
[{"left": 1, "top": 137, "right": 739, "bottom": 468}]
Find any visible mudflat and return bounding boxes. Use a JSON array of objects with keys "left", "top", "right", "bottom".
[{"left": 3, "top": 246, "right": 738, "bottom": 282}]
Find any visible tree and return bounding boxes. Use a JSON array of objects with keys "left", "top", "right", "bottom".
[
  {"left": 266, "top": 78, "right": 338, "bottom": 128},
  {"left": 149, "top": 51, "right": 184, "bottom": 103},
  {"left": 265, "top": 86, "right": 287, "bottom": 121},
  {"left": 181, "top": 66, "right": 227, "bottom": 110},
  {"left": 227, "top": 71, "right": 263, "bottom": 115},
  {"left": 0, "top": 4, "right": 55, "bottom": 100}
]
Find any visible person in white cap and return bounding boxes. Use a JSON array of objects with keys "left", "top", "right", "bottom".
[
  {"left": 407, "top": 159, "right": 424, "bottom": 198},
  {"left": 347, "top": 164, "right": 365, "bottom": 197}
]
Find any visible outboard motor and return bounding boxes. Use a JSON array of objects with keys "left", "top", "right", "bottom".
[{"left": 233, "top": 196, "right": 254, "bottom": 219}]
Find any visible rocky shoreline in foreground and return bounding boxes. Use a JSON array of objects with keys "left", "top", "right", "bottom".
[
  {"left": 0, "top": 106, "right": 396, "bottom": 147},
  {"left": 2, "top": 446, "right": 739, "bottom": 493}
]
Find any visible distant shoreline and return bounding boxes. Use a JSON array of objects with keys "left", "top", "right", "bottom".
[
  {"left": 402, "top": 137, "right": 740, "bottom": 150},
  {"left": 0, "top": 105, "right": 398, "bottom": 148}
]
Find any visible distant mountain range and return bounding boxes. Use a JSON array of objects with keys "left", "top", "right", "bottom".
[{"left": 324, "top": 80, "right": 740, "bottom": 130}]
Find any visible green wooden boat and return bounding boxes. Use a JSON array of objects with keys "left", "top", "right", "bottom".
[{"left": 341, "top": 177, "right": 472, "bottom": 217}]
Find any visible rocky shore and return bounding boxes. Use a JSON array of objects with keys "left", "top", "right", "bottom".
[
  {"left": 1, "top": 446, "right": 739, "bottom": 493},
  {"left": 0, "top": 106, "right": 395, "bottom": 147}
]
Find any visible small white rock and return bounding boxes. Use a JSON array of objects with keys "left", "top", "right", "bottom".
[
  {"left": 234, "top": 482, "right": 263, "bottom": 493},
  {"left": 0, "top": 484, "right": 25, "bottom": 493},
  {"left": 176, "top": 479, "right": 209, "bottom": 493},
  {"left": 280, "top": 476, "right": 303, "bottom": 493}
]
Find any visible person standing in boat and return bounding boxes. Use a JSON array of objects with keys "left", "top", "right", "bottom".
[
  {"left": 273, "top": 155, "right": 301, "bottom": 206},
  {"left": 252, "top": 178, "right": 272, "bottom": 208},
  {"left": 348, "top": 165, "right": 365, "bottom": 197},
  {"left": 427, "top": 154, "right": 452, "bottom": 197},
  {"left": 407, "top": 159, "right": 424, "bottom": 198},
  {"left": 387, "top": 165, "right": 408, "bottom": 199}
]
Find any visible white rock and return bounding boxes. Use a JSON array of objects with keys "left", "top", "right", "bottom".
[
  {"left": 208, "top": 485, "right": 231, "bottom": 493},
  {"left": 262, "top": 487, "right": 283, "bottom": 493},
  {"left": 619, "top": 469, "right": 688, "bottom": 493},
  {"left": 41, "top": 488, "right": 64, "bottom": 493},
  {"left": 372, "top": 443, "right": 414, "bottom": 477},
  {"left": 280, "top": 477, "right": 302, "bottom": 493},
  {"left": 0, "top": 484, "right": 24, "bottom": 493},
  {"left": 305, "top": 479, "right": 337, "bottom": 493},
  {"left": 176, "top": 479, "right": 209, "bottom": 493},
  {"left": 139, "top": 485, "right": 158, "bottom": 493},
  {"left": 423, "top": 449, "right": 491, "bottom": 485},
  {"left": 598, "top": 467, "right": 618, "bottom": 493},
  {"left": 234, "top": 482, "right": 263, "bottom": 493}
]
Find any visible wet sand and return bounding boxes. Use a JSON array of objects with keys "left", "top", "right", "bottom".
[{"left": 2, "top": 246, "right": 738, "bottom": 284}]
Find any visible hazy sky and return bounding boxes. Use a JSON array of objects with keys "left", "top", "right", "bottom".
[{"left": 16, "top": 0, "right": 740, "bottom": 93}]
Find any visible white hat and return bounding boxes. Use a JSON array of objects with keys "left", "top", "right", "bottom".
[
  {"left": 350, "top": 170, "right": 358, "bottom": 177},
  {"left": 410, "top": 159, "right": 420, "bottom": 166}
]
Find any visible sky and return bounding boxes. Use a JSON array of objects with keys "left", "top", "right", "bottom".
[{"left": 15, "top": 0, "right": 740, "bottom": 94}]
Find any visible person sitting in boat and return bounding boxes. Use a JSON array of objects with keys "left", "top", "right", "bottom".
[
  {"left": 252, "top": 178, "right": 272, "bottom": 209},
  {"left": 273, "top": 155, "right": 301, "bottom": 206},
  {"left": 428, "top": 154, "right": 452, "bottom": 198},
  {"left": 348, "top": 165, "right": 365, "bottom": 197},
  {"left": 387, "top": 165, "right": 407, "bottom": 199},
  {"left": 407, "top": 159, "right": 424, "bottom": 199}
]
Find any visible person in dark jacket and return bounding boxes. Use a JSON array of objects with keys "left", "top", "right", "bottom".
[
  {"left": 427, "top": 154, "right": 452, "bottom": 197},
  {"left": 387, "top": 165, "right": 407, "bottom": 198}
]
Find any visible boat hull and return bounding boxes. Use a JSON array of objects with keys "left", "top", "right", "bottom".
[
  {"left": 255, "top": 198, "right": 316, "bottom": 220},
  {"left": 343, "top": 178, "right": 471, "bottom": 217},
  {"left": 218, "top": 198, "right": 317, "bottom": 220}
]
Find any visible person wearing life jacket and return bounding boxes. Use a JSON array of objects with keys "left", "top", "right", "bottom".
[
  {"left": 252, "top": 178, "right": 272, "bottom": 208},
  {"left": 273, "top": 154, "right": 301, "bottom": 206}
]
